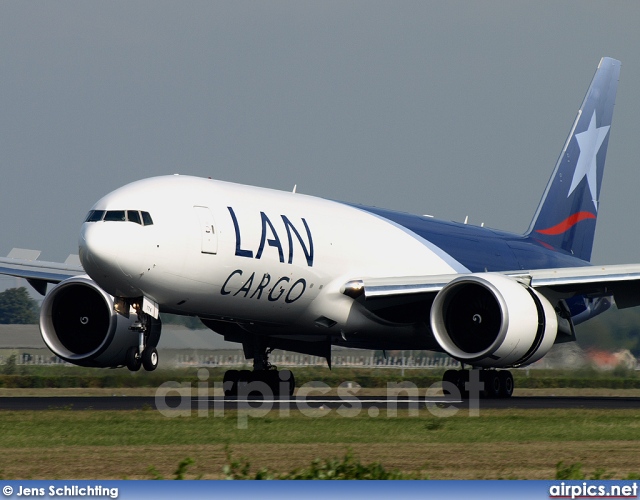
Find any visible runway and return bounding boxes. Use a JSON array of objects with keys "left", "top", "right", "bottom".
[{"left": 0, "top": 395, "right": 639, "bottom": 411}]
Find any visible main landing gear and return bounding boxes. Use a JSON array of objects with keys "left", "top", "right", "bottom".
[
  {"left": 223, "top": 346, "right": 295, "bottom": 398},
  {"left": 442, "top": 368, "right": 514, "bottom": 399},
  {"left": 125, "top": 311, "right": 159, "bottom": 372}
]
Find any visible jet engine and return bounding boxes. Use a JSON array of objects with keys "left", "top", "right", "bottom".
[
  {"left": 39, "top": 276, "right": 158, "bottom": 368},
  {"left": 430, "top": 273, "right": 557, "bottom": 368}
]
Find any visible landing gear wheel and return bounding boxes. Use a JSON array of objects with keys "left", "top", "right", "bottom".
[
  {"left": 498, "top": 371, "right": 514, "bottom": 398},
  {"left": 223, "top": 370, "right": 239, "bottom": 397},
  {"left": 442, "top": 368, "right": 515, "bottom": 399},
  {"left": 279, "top": 370, "right": 295, "bottom": 397},
  {"left": 483, "top": 371, "right": 501, "bottom": 399},
  {"left": 456, "top": 369, "right": 470, "bottom": 399},
  {"left": 222, "top": 368, "right": 297, "bottom": 398},
  {"left": 126, "top": 347, "right": 141, "bottom": 372},
  {"left": 442, "top": 369, "right": 460, "bottom": 398},
  {"left": 237, "top": 369, "right": 251, "bottom": 396},
  {"left": 142, "top": 347, "right": 159, "bottom": 372},
  {"left": 263, "top": 370, "right": 280, "bottom": 397}
]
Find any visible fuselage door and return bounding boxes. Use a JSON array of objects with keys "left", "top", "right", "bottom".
[{"left": 193, "top": 206, "right": 218, "bottom": 255}]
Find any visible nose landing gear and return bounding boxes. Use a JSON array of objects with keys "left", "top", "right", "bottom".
[{"left": 126, "top": 308, "right": 160, "bottom": 372}]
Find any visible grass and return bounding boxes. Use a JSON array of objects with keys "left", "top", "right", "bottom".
[
  {"left": 0, "top": 408, "right": 639, "bottom": 479},
  {"left": 3, "top": 365, "right": 640, "bottom": 390},
  {"left": 2, "top": 408, "right": 640, "bottom": 447},
  {"left": 0, "top": 365, "right": 639, "bottom": 479}
]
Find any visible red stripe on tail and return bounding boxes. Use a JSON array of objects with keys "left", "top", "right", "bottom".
[{"left": 535, "top": 211, "right": 596, "bottom": 236}]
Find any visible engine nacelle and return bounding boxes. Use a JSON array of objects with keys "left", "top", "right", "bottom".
[
  {"left": 430, "top": 273, "right": 557, "bottom": 368},
  {"left": 40, "top": 275, "right": 158, "bottom": 368}
]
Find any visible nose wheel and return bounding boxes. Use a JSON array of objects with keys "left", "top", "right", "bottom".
[
  {"left": 125, "top": 345, "right": 159, "bottom": 372},
  {"left": 142, "top": 347, "right": 159, "bottom": 371},
  {"left": 126, "top": 310, "right": 160, "bottom": 372},
  {"left": 126, "top": 346, "right": 142, "bottom": 372}
]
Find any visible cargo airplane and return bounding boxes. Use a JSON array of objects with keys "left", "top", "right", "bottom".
[{"left": 1, "top": 57, "right": 637, "bottom": 398}]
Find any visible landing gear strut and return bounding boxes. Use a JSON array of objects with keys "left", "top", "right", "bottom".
[
  {"left": 126, "top": 309, "right": 159, "bottom": 372},
  {"left": 223, "top": 345, "right": 295, "bottom": 398},
  {"left": 442, "top": 368, "right": 514, "bottom": 399}
]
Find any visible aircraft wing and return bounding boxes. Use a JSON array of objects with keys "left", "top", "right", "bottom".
[
  {"left": 0, "top": 248, "right": 84, "bottom": 295},
  {"left": 345, "top": 263, "right": 640, "bottom": 309}
]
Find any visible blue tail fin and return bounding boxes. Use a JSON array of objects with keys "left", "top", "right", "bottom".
[{"left": 526, "top": 57, "right": 620, "bottom": 262}]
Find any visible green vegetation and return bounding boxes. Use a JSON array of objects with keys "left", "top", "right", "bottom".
[
  {"left": 221, "top": 447, "right": 418, "bottom": 479},
  {"left": 0, "top": 365, "right": 639, "bottom": 389},
  {"left": 575, "top": 305, "right": 640, "bottom": 356},
  {"left": 0, "top": 366, "right": 197, "bottom": 389},
  {"left": 2, "top": 355, "right": 17, "bottom": 375},
  {"left": 0, "top": 408, "right": 638, "bottom": 447},
  {"left": 0, "top": 408, "right": 638, "bottom": 479},
  {"left": 148, "top": 449, "right": 421, "bottom": 480},
  {"left": 0, "top": 287, "right": 38, "bottom": 324},
  {"left": 150, "top": 453, "right": 640, "bottom": 481},
  {"left": 147, "top": 457, "right": 197, "bottom": 480},
  {"left": 555, "top": 462, "right": 640, "bottom": 481}
]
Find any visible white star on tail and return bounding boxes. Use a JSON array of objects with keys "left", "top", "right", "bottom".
[{"left": 567, "top": 110, "right": 610, "bottom": 211}]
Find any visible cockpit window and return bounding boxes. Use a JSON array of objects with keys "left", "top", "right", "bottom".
[
  {"left": 127, "top": 210, "right": 141, "bottom": 225},
  {"left": 85, "top": 209, "right": 153, "bottom": 226},
  {"left": 104, "top": 210, "right": 126, "bottom": 222},
  {"left": 141, "top": 211, "right": 154, "bottom": 226},
  {"left": 85, "top": 210, "right": 105, "bottom": 222}
]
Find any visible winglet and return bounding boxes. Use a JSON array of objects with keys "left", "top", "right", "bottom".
[{"left": 526, "top": 57, "right": 620, "bottom": 262}]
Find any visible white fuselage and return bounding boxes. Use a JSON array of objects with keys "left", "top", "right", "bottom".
[{"left": 79, "top": 175, "right": 461, "bottom": 338}]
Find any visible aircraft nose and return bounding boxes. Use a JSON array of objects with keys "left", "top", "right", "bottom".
[
  {"left": 79, "top": 222, "right": 145, "bottom": 297},
  {"left": 79, "top": 222, "right": 118, "bottom": 275}
]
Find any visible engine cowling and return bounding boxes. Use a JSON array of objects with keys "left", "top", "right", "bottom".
[
  {"left": 40, "top": 275, "right": 157, "bottom": 368},
  {"left": 430, "top": 273, "right": 557, "bottom": 368}
]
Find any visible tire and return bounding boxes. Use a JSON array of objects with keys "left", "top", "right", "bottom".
[
  {"left": 243, "top": 371, "right": 263, "bottom": 399},
  {"left": 483, "top": 371, "right": 501, "bottom": 399},
  {"left": 498, "top": 371, "right": 514, "bottom": 398},
  {"left": 263, "top": 370, "right": 280, "bottom": 398},
  {"left": 442, "top": 370, "right": 460, "bottom": 398},
  {"left": 126, "top": 346, "right": 141, "bottom": 372},
  {"left": 142, "top": 347, "right": 159, "bottom": 372},
  {"left": 236, "top": 370, "right": 252, "bottom": 397},
  {"left": 456, "top": 369, "right": 470, "bottom": 399},
  {"left": 279, "top": 370, "right": 295, "bottom": 396},
  {"left": 223, "top": 370, "right": 239, "bottom": 397}
]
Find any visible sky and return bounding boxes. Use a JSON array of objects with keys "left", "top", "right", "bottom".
[{"left": 2, "top": 1, "right": 640, "bottom": 274}]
